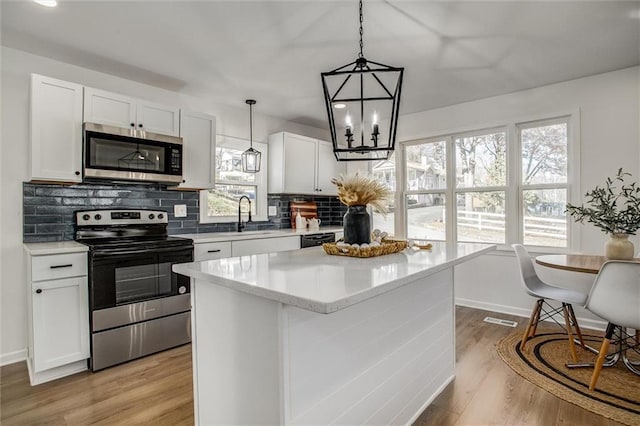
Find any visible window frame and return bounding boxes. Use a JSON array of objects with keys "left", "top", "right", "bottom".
[
  {"left": 515, "top": 115, "right": 578, "bottom": 250},
  {"left": 389, "top": 111, "right": 580, "bottom": 251},
  {"left": 199, "top": 136, "right": 268, "bottom": 224}
]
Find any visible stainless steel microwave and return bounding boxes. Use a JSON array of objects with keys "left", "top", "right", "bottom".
[{"left": 83, "top": 123, "right": 183, "bottom": 184}]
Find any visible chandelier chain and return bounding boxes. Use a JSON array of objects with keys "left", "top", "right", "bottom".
[{"left": 358, "top": 0, "right": 364, "bottom": 58}]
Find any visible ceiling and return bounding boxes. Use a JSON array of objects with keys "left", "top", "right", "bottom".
[{"left": 2, "top": 1, "right": 639, "bottom": 130}]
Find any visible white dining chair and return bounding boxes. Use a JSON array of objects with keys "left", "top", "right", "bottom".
[
  {"left": 584, "top": 260, "right": 640, "bottom": 391},
  {"left": 512, "top": 244, "right": 588, "bottom": 362}
]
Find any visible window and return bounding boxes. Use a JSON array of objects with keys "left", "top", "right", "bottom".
[
  {"left": 396, "top": 115, "right": 574, "bottom": 248},
  {"left": 455, "top": 130, "right": 507, "bottom": 244},
  {"left": 199, "top": 135, "right": 267, "bottom": 223},
  {"left": 371, "top": 152, "right": 396, "bottom": 235},
  {"left": 518, "top": 118, "right": 569, "bottom": 247},
  {"left": 404, "top": 140, "right": 446, "bottom": 240}
]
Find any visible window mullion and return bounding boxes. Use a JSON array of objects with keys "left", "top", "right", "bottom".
[{"left": 445, "top": 136, "right": 456, "bottom": 244}]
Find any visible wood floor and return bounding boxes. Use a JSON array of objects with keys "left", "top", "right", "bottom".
[{"left": 1, "top": 306, "right": 623, "bottom": 425}]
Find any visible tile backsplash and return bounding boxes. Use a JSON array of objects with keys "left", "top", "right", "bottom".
[{"left": 23, "top": 182, "right": 346, "bottom": 243}]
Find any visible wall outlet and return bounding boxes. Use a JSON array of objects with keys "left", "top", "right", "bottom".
[
  {"left": 268, "top": 206, "right": 277, "bottom": 216},
  {"left": 174, "top": 204, "right": 188, "bottom": 218}
]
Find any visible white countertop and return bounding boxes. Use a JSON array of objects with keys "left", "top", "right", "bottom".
[
  {"left": 24, "top": 241, "right": 89, "bottom": 255},
  {"left": 178, "top": 226, "right": 343, "bottom": 243},
  {"left": 173, "top": 241, "right": 494, "bottom": 314}
]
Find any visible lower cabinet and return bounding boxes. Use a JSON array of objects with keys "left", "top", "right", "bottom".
[{"left": 25, "top": 250, "right": 90, "bottom": 385}]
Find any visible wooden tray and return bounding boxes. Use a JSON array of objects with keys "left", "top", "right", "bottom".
[{"left": 322, "top": 240, "right": 408, "bottom": 258}]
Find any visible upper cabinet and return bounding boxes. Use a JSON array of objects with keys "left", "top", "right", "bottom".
[
  {"left": 30, "top": 74, "right": 84, "bottom": 183},
  {"left": 84, "top": 87, "right": 180, "bottom": 136},
  {"left": 177, "top": 110, "right": 216, "bottom": 189},
  {"left": 268, "top": 132, "right": 345, "bottom": 196}
]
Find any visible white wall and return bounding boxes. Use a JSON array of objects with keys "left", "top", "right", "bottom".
[
  {"left": 396, "top": 67, "right": 640, "bottom": 327},
  {"left": 0, "top": 46, "right": 330, "bottom": 365}
]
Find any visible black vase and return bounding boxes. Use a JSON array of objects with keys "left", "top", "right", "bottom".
[{"left": 343, "top": 205, "right": 371, "bottom": 244}]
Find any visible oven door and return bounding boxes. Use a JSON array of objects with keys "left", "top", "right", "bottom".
[{"left": 89, "top": 246, "right": 192, "bottom": 311}]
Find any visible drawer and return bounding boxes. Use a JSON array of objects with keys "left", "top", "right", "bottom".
[
  {"left": 231, "top": 236, "right": 300, "bottom": 256},
  {"left": 32, "top": 252, "right": 87, "bottom": 282},
  {"left": 194, "top": 241, "right": 232, "bottom": 261}
]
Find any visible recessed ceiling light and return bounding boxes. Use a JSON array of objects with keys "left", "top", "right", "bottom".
[
  {"left": 333, "top": 103, "right": 346, "bottom": 109},
  {"left": 34, "top": 0, "right": 57, "bottom": 7}
]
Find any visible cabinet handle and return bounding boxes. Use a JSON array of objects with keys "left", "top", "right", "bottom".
[
  {"left": 138, "top": 124, "right": 143, "bottom": 128},
  {"left": 36, "top": 289, "right": 42, "bottom": 294},
  {"left": 130, "top": 123, "right": 135, "bottom": 127},
  {"left": 50, "top": 264, "right": 73, "bottom": 269},
  {"left": 75, "top": 171, "right": 81, "bottom": 176},
  {"left": 207, "top": 249, "right": 221, "bottom": 253}
]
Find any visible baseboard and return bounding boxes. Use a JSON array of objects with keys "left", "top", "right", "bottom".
[
  {"left": 1, "top": 349, "right": 27, "bottom": 367},
  {"left": 454, "top": 298, "right": 606, "bottom": 332}
]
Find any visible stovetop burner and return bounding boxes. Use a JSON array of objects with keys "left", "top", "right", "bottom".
[
  {"left": 74, "top": 209, "right": 193, "bottom": 254},
  {"left": 78, "top": 236, "right": 192, "bottom": 252}
]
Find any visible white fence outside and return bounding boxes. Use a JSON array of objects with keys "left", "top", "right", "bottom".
[{"left": 456, "top": 210, "right": 566, "bottom": 240}]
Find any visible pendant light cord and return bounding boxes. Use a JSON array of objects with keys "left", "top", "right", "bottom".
[
  {"left": 358, "top": 0, "right": 364, "bottom": 58},
  {"left": 246, "top": 99, "right": 256, "bottom": 149}
]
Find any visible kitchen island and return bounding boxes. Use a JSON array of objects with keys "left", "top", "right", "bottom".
[{"left": 173, "top": 241, "right": 494, "bottom": 425}]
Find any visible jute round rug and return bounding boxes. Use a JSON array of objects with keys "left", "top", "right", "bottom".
[{"left": 497, "top": 330, "right": 640, "bottom": 426}]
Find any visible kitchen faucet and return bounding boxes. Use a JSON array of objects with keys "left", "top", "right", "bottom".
[{"left": 237, "top": 195, "right": 252, "bottom": 232}]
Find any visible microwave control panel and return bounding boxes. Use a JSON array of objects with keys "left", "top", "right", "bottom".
[{"left": 170, "top": 148, "right": 182, "bottom": 174}]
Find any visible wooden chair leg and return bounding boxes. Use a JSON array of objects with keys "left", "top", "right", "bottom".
[
  {"left": 590, "top": 323, "right": 616, "bottom": 391},
  {"left": 530, "top": 299, "right": 543, "bottom": 337},
  {"left": 521, "top": 299, "right": 542, "bottom": 350},
  {"left": 562, "top": 303, "right": 578, "bottom": 363},
  {"left": 568, "top": 304, "right": 586, "bottom": 349}
]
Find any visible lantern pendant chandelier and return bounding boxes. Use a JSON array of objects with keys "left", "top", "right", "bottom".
[
  {"left": 241, "top": 99, "right": 261, "bottom": 173},
  {"left": 321, "top": 0, "right": 404, "bottom": 161}
]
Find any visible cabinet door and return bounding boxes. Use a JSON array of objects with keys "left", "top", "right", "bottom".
[
  {"left": 178, "top": 110, "right": 216, "bottom": 189},
  {"left": 316, "top": 140, "right": 345, "bottom": 195},
  {"left": 84, "top": 87, "right": 137, "bottom": 129},
  {"left": 30, "top": 74, "right": 83, "bottom": 182},
  {"left": 32, "top": 277, "right": 89, "bottom": 372},
  {"left": 137, "top": 101, "right": 180, "bottom": 136},
  {"left": 283, "top": 134, "right": 316, "bottom": 194}
]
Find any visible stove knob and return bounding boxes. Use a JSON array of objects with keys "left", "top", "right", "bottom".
[
  {"left": 178, "top": 286, "right": 187, "bottom": 294},
  {"left": 82, "top": 214, "right": 90, "bottom": 221},
  {"left": 148, "top": 214, "right": 155, "bottom": 220},
  {"left": 157, "top": 213, "right": 164, "bottom": 220},
  {"left": 94, "top": 214, "right": 102, "bottom": 221}
]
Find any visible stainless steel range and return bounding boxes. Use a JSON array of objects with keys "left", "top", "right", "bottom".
[{"left": 75, "top": 209, "right": 193, "bottom": 371}]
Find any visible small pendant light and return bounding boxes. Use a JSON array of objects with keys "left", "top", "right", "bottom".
[{"left": 241, "top": 99, "right": 261, "bottom": 173}]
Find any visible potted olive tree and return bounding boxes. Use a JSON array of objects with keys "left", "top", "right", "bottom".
[{"left": 566, "top": 169, "right": 640, "bottom": 259}]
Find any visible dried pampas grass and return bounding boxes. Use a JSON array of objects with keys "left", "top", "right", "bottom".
[{"left": 331, "top": 173, "right": 393, "bottom": 215}]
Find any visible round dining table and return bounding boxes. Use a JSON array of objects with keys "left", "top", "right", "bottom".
[{"left": 535, "top": 254, "right": 640, "bottom": 274}]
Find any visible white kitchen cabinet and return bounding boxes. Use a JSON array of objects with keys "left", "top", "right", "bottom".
[
  {"left": 176, "top": 110, "right": 216, "bottom": 189},
  {"left": 268, "top": 132, "right": 345, "bottom": 196},
  {"left": 25, "top": 248, "right": 90, "bottom": 385},
  {"left": 30, "top": 74, "right": 84, "bottom": 183},
  {"left": 194, "top": 241, "right": 232, "bottom": 261},
  {"left": 231, "top": 235, "right": 300, "bottom": 256},
  {"left": 84, "top": 87, "right": 180, "bottom": 136}
]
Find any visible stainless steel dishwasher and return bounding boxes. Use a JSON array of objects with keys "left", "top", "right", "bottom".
[{"left": 300, "top": 232, "right": 336, "bottom": 248}]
